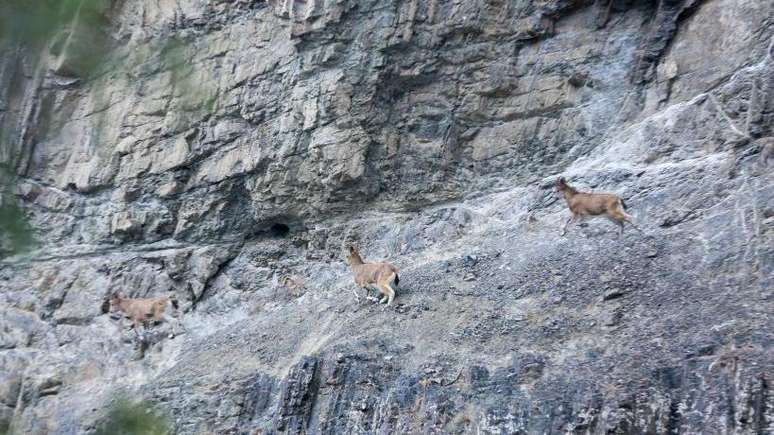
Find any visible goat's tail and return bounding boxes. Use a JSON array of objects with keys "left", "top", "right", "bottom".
[
  {"left": 619, "top": 198, "right": 628, "bottom": 210},
  {"left": 170, "top": 296, "right": 179, "bottom": 310},
  {"left": 393, "top": 273, "right": 400, "bottom": 288}
]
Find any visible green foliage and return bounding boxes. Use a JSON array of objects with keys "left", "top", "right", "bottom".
[
  {"left": 0, "top": 397, "right": 171, "bottom": 434},
  {"left": 0, "top": 166, "right": 33, "bottom": 257},
  {"left": 0, "top": 0, "right": 110, "bottom": 44},
  {"left": 0, "top": 194, "right": 34, "bottom": 256},
  {"left": 2, "top": 0, "right": 218, "bottom": 109},
  {"left": 94, "top": 397, "right": 171, "bottom": 435},
  {"left": 0, "top": 0, "right": 112, "bottom": 76}
]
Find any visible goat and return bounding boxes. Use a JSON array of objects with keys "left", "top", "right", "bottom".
[
  {"left": 279, "top": 274, "right": 306, "bottom": 298},
  {"left": 556, "top": 177, "right": 641, "bottom": 236},
  {"left": 108, "top": 293, "right": 182, "bottom": 339},
  {"left": 345, "top": 246, "right": 400, "bottom": 306}
]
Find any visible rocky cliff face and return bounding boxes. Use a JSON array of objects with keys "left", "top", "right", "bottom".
[{"left": 1, "top": 0, "right": 772, "bottom": 433}]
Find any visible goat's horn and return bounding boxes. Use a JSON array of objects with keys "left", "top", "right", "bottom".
[{"left": 341, "top": 227, "right": 354, "bottom": 252}]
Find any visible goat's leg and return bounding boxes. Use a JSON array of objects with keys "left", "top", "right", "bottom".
[
  {"left": 606, "top": 214, "right": 625, "bottom": 236},
  {"left": 606, "top": 210, "right": 627, "bottom": 236},
  {"left": 623, "top": 213, "right": 644, "bottom": 233},
  {"left": 561, "top": 216, "right": 572, "bottom": 236},
  {"left": 377, "top": 284, "right": 389, "bottom": 304},
  {"left": 385, "top": 284, "right": 396, "bottom": 306},
  {"left": 162, "top": 313, "right": 182, "bottom": 338},
  {"left": 363, "top": 285, "right": 379, "bottom": 302},
  {"left": 562, "top": 213, "right": 583, "bottom": 235},
  {"left": 162, "top": 316, "right": 174, "bottom": 339},
  {"left": 390, "top": 274, "right": 399, "bottom": 292},
  {"left": 133, "top": 319, "right": 148, "bottom": 344}
]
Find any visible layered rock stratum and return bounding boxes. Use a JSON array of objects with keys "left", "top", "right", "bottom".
[{"left": 0, "top": 0, "right": 772, "bottom": 433}]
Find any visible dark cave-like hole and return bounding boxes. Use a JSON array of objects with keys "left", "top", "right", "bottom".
[{"left": 269, "top": 223, "right": 290, "bottom": 237}]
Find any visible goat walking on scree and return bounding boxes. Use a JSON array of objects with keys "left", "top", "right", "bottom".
[
  {"left": 556, "top": 177, "right": 642, "bottom": 236},
  {"left": 346, "top": 246, "right": 400, "bottom": 306},
  {"left": 108, "top": 294, "right": 182, "bottom": 339}
]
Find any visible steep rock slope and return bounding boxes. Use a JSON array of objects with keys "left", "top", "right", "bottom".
[{"left": 0, "top": 0, "right": 772, "bottom": 433}]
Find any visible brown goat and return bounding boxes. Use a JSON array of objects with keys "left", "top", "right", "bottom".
[
  {"left": 108, "top": 294, "right": 181, "bottom": 338},
  {"left": 345, "top": 246, "right": 400, "bottom": 306},
  {"left": 556, "top": 177, "right": 641, "bottom": 236},
  {"left": 280, "top": 274, "right": 306, "bottom": 298}
]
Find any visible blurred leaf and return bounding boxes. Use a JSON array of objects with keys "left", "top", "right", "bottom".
[
  {"left": 0, "top": 167, "right": 33, "bottom": 257},
  {"left": 0, "top": 0, "right": 112, "bottom": 77},
  {"left": 94, "top": 397, "right": 171, "bottom": 435},
  {"left": 0, "top": 195, "right": 34, "bottom": 256}
]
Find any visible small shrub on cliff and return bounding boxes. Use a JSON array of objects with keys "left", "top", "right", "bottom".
[
  {"left": 0, "top": 167, "right": 33, "bottom": 257},
  {"left": 0, "top": 195, "right": 33, "bottom": 257},
  {"left": 94, "top": 397, "right": 171, "bottom": 435}
]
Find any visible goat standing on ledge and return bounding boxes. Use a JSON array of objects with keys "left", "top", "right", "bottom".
[
  {"left": 556, "top": 177, "right": 641, "bottom": 236},
  {"left": 345, "top": 246, "right": 400, "bottom": 306},
  {"left": 279, "top": 274, "right": 306, "bottom": 298},
  {"left": 108, "top": 293, "right": 182, "bottom": 339}
]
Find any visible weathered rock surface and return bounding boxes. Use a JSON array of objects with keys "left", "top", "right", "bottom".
[{"left": 0, "top": 0, "right": 772, "bottom": 433}]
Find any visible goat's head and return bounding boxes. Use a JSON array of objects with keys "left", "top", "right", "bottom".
[
  {"left": 107, "top": 293, "right": 124, "bottom": 313},
  {"left": 279, "top": 275, "right": 296, "bottom": 288},
  {"left": 555, "top": 177, "right": 569, "bottom": 192},
  {"left": 346, "top": 246, "right": 362, "bottom": 265}
]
